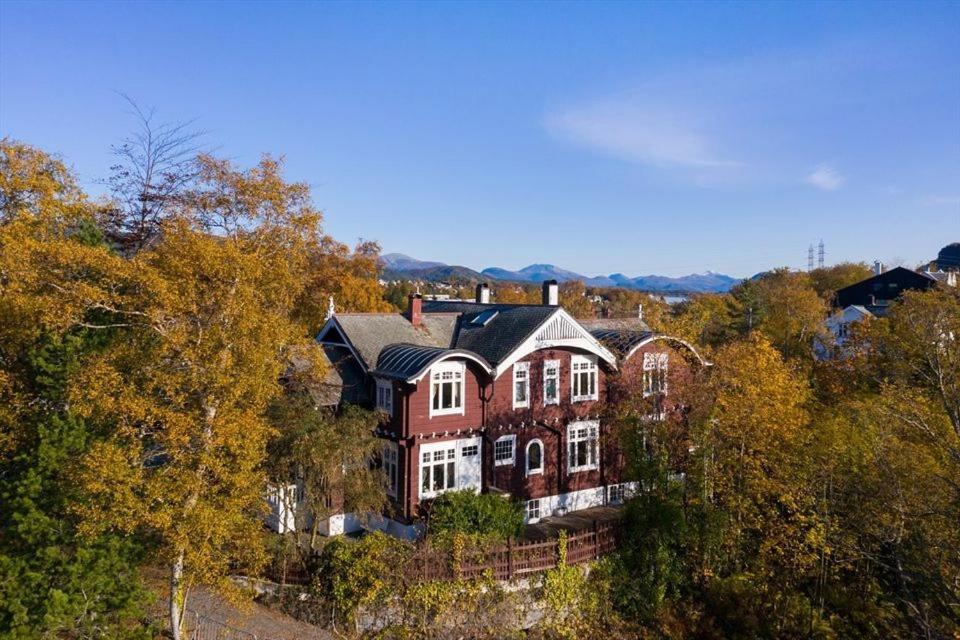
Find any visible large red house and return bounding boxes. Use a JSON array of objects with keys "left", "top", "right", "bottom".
[{"left": 307, "top": 281, "right": 706, "bottom": 538}]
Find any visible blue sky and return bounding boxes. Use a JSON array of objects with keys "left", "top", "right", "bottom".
[{"left": 1, "top": 1, "right": 957, "bottom": 278}]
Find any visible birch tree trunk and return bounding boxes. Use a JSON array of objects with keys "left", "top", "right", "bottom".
[{"left": 170, "top": 548, "right": 187, "bottom": 640}]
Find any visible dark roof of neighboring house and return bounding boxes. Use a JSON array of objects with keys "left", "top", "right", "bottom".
[
  {"left": 329, "top": 312, "right": 458, "bottom": 370},
  {"left": 374, "top": 343, "right": 492, "bottom": 381},
  {"left": 835, "top": 267, "right": 937, "bottom": 308}
]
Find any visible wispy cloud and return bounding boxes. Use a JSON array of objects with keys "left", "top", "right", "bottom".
[
  {"left": 543, "top": 100, "right": 741, "bottom": 170},
  {"left": 805, "top": 164, "right": 846, "bottom": 191}
]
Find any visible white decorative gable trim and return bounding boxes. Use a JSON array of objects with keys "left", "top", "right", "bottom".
[{"left": 494, "top": 309, "right": 617, "bottom": 378}]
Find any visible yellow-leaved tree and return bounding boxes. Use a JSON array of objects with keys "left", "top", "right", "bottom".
[{"left": 8, "top": 151, "right": 325, "bottom": 639}]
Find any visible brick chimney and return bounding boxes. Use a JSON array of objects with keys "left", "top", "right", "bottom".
[
  {"left": 476, "top": 282, "right": 491, "bottom": 304},
  {"left": 542, "top": 280, "right": 559, "bottom": 306},
  {"left": 407, "top": 293, "right": 423, "bottom": 327}
]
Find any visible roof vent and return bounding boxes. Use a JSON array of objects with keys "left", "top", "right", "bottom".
[{"left": 470, "top": 309, "right": 499, "bottom": 326}]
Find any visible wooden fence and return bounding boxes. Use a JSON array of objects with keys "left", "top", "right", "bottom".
[{"left": 267, "top": 520, "right": 620, "bottom": 586}]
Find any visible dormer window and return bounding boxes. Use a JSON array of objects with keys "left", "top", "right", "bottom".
[
  {"left": 430, "top": 362, "right": 465, "bottom": 417},
  {"left": 571, "top": 355, "right": 598, "bottom": 402},
  {"left": 513, "top": 362, "right": 530, "bottom": 409}
]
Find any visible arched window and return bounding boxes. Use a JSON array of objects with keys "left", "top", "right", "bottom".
[{"left": 526, "top": 439, "right": 543, "bottom": 476}]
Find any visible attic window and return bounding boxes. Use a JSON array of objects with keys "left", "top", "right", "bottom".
[{"left": 471, "top": 310, "right": 499, "bottom": 326}]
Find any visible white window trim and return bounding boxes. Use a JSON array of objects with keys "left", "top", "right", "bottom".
[
  {"left": 526, "top": 498, "right": 542, "bottom": 524},
  {"left": 419, "top": 442, "right": 457, "bottom": 499},
  {"left": 567, "top": 420, "right": 600, "bottom": 473},
  {"left": 494, "top": 434, "right": 516, "bottom": 467},
  {"left": 526, "top": 438, "right": 544, "bottom": 476},
  {"left": 429, "top": 361, "right": 466, "bottom": 418},
  {"left": 570, "top": 354, "right": 599, "bottom": 403},
  {"left": 642, "top": 352, "right": 669, "bottom": 398},
  {"left": 543, "top": 359, "right": 560, "bottom": 406},
  {"left": 383, "top": 441, "right": 398, "bottom": 498},
  {"left": 512, "top": 361, "right": 530, "bottom": 409},
  {"left": 375, "top": 378, "right": 393, "bottom": 415}
]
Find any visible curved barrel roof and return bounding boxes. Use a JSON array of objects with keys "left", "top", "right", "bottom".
[{"left": 374, "top": 343, "right": 492, "bottom": 382}]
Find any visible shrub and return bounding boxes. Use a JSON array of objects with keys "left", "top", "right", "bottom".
[{"left": 427, "top": 490, "right": 524, "bottom": 542}]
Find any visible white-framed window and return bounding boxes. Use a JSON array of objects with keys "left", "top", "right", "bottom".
[
  {"left": 375, "top": 378, "right": 393, "bottom": 415},
  {"left": 543, "top": 360, "right": 560, "bottom": 405},
  {"left": 567, "top": 420, "right": 599, "bottom": 473},
  {"left": 383, "top": 441, "right": 398, "bottom": 497},
  {"left": 430, "top": 362, "right": 465, "bottom": 417},
  {"left": 421, "top": 446, "right": 456, "bottom": 498},
  {"left": 526, "top": 439, "right": 544, "bottom": 476},
  {"left": 461, "top": 444, "right": 479, "bottom": 457},
  {"left": 494, "top": 435, "right": 516, "bottom": 466},
  {"left": 571, "top": 355, "right": 598, "bottom": 402},
  {"left": 513, "top": 362, "right": 530, "bottom": 409},
  {"left": 526, "top": 498, "right": 542, "bottom": 523},
  {"left": 607, "top": 483, "right": 624, "bottom": 504},
  {"left": 642, "top": 353, "right": 668, "bottom": 397}
]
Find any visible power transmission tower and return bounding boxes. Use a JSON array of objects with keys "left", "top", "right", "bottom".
[
  {"left": 818, "top": 239, "right": 825, "bottom": 269},
  {"left": 808, "top": 244, "right": 815, "bottom": 271}
]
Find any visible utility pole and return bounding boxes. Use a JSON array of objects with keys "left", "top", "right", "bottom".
[
  {"left": 818, "top": 239, "right": 825, "bottom": 269},
  {"left": 808, "top": 244, "right": 815, "bottom": 271}
]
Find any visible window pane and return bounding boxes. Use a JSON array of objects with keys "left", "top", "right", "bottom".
[
  {"left": 446, "top": 462, "right": 455, "bottom": 488},
  {"left": 422, "top": 468, "right": 430, "bottom": 493},
  {"left": 441, "top": 383, "right": 451, "bottom": 408},
  {"left": 433, "top": 464, "right": 444, "bottom": 491},
  {"left": 432, "top": 383, "right": 440, "bottom": 410},
  {"left": 453, "top": 380, "right": 461, "bottom": 408}
]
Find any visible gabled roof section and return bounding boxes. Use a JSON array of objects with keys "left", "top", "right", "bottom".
[
  {"left": 374, "top": 344, "right": 492, "bottom": 382},
  {"left": 315, "top": 312, "right": 457, "bottom": 371}
]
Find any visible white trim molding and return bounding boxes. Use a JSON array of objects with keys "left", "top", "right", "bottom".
[
  {"left": 494, "top": 434, "right": 516, "bottom": 467},
  {"left": 428, "top": 361, "right": 466, "bottom": 418},
  {"left": 493, "top": 308, "right": 617, "bottom": 378},
  {"left": 526, "top": 438, "right": 544, "bottom": 476},
  {"left": 543, "top": 359, "right": 560, "bottom": 406},
  {"left": 512, "top": 361, "right": 530, "bottom": 409}
]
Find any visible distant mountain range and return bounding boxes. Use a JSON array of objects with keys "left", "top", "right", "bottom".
[{"left": 380, "top": 253, "right": 740, "bottom": 294}]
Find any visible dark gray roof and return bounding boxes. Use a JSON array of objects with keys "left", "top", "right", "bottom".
[
  {"left": 330, "top": 313, "right": 458, "bottom": 370},
  {"left": 589, "top": 329, "right": 655, "bottom": 358},
  {"left": 423, "top": 301, "right": 558, "bottom": 366},
  {"left": 374, "top": 343, "right": 492, "bottom": 381}
]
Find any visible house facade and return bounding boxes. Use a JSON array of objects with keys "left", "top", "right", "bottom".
[{"left": 312, "top": 281, "right": 706, "bottom": 538}]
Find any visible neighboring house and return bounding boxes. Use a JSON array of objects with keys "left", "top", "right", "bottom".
[
  {"left": 305, "top": 280, "right": 706, "bottom": 539},
  {"left": 821, "top": 262, "right": 956, "bottom": 357}
]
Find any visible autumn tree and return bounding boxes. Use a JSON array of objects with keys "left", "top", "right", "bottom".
[
  {"left": 559, "top": 280, "right": 596, "bottom": 318},
  {"left": 266, "top": 396, "right": 387, "bottom": 551},
  {"left": 0, "top": 140, "right": 152, "bottom": 638},
  {"left": 103, "top": 96, "right": 203, "bottom": 253},
  {"left": 808, "top": 261, "right": 873, "bottom": 302}
]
